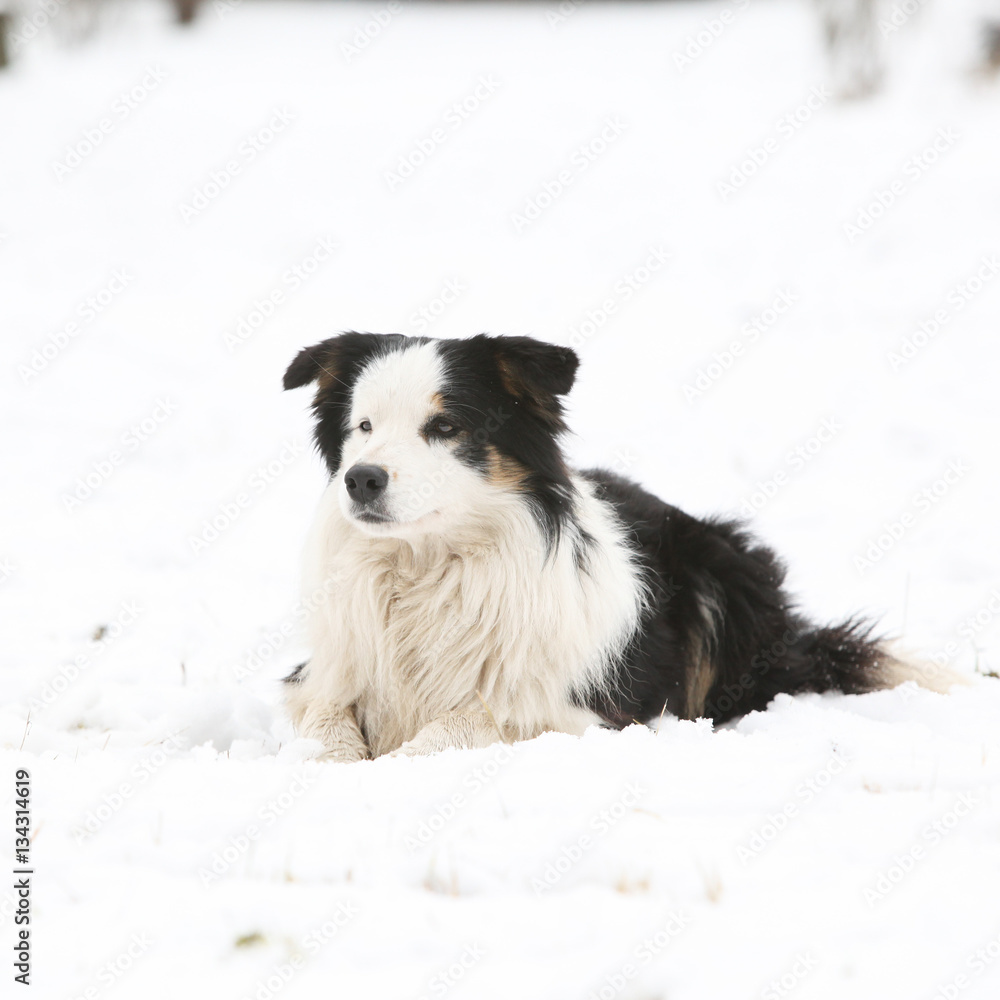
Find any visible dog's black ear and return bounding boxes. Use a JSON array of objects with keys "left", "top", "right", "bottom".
[
  {"left": 283, "top": 332, "right": 399, "bottom": 392},
  {"left": 283, "top": 339, "right": 337, "bottom": 390},
  {"left": 490, "top": 335, "right": 579, "bottom": 399},
  {"left": 283, "top": 333, "right": 399, "bottom": 476}
]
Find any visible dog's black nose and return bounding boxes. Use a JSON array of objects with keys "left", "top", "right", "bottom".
[{"left": 344, "top": 464, "right": 389, "bottom": 505}]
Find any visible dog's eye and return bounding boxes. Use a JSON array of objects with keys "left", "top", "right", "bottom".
[
  {"left": 427, "top": 417, "right": 459, "bottom": 439},
  {"left": 359, "top": 419, "right": 372, "bottom": 433}
]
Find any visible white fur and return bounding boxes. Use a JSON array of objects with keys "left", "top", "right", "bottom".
[
  {"left": 286, "top": 344, "right": 645, "bottom": 758},
  {"left": 336, "top": 342, "right": 460, "bottom": 535},
  {"left": 877, "top": 642, "right": 970, "bottom": 694},
  {"left": 288, "top": 472, "right": 644, "bottom": 758}
]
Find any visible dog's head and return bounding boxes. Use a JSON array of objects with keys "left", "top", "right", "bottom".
[{"left": 283, "top": 333, "right": 579, "bottom": 540}]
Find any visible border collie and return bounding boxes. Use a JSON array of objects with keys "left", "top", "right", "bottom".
[{"left": 281, "top": 332, "right": 956, "bottom": 760}]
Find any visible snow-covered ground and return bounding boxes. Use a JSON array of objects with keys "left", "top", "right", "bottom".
[{"left": 2, "top": 0, "right": 1000, "bottom": 996}]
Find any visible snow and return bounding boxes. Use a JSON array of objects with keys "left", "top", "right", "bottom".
[{"left": 2, "top": 0, "right": 999, "bottom": 996}]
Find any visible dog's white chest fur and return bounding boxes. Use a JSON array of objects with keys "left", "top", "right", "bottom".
[{"left": 288, "top": 476, "right": 643, "bottom": 757}]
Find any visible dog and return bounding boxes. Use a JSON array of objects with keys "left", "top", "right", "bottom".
[{"left": 281, "top": 332, "right": 958, "bottom": 760}]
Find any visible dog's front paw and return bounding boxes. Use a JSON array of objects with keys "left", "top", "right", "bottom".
[
  {"left": 386, "top": 736, "right": 448, "bottom": 758},
  {"left": 316, "top": 743, "right": 370, "bottom": 763},
  {"left": 385, "top": 712, "right": 505, "bottom": 757}
]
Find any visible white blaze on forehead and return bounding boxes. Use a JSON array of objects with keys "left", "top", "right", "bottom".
[{"left": 350, "top": 341, "right": 444, "bottom": 427}]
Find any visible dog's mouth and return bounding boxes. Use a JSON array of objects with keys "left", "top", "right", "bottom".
[
  {"left": 352, "top": 509, "right": 393, "bottom": 524},
  {"left": 347, "top": 507, "right": 440, "bottom": 533}
]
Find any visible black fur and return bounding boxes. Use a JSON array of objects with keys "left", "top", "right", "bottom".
[
  {"left": 580, "top": 469, "right": 886, "bottom": 725},
  {"left": 283, "top": 662, "right": 306, "bottom": 685},
  {"left": 284, "top": 332, "right": 421, "bottom": 476},
  {"left": 436, "top": 335, "right": 577, "bottom": 547}
]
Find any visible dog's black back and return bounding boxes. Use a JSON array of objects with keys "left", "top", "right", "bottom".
[{"left": 582, "top": 469, "right": 885, "bottom": 726}]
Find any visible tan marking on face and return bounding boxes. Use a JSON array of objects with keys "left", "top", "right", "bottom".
[
  {"left": 485, "top": 445, "right": 529, "bottom": 489},
  {"left": 418, "top": 393, "right": 450, "bottom": 444}
]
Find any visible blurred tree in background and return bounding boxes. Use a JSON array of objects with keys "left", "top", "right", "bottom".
[{"left": 0, "top": 0, "right": 998, "bottom": 91}]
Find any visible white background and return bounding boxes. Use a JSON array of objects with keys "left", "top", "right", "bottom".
[{"left": 1, "top": 1, "right": 999, "bottom": 997}]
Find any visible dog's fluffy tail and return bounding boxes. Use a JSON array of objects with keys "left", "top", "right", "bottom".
[
  {"left": 873, "top": 640, "right": 969, "bottom": 694},
  {"left": 790, "top": 618, "right": 967, "bottom": 697}
]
